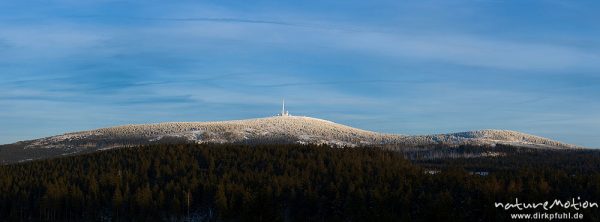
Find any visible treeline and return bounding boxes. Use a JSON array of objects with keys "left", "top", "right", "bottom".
[
  {"left": 415, "top": 144, "right": 600, "bottom": 173},
  {"left": 0, "top": 144, "right": 599, "bottom": 221}
]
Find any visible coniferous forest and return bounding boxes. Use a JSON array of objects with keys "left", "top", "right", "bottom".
[{"left": 1, "top": 144, "right": 600, "bottom": 221}]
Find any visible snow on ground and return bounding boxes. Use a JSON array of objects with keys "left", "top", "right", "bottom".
[{"left": 19, "top": 116, "right": 578, "bottom": 150}]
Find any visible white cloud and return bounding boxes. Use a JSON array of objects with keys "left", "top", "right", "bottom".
[
  {"left": 1, "top": 13, "right": 598, "bottom": 72},
  {"left": 334, "top": 32, "right": 599, "bottom": 70},
  {"left": 0, "top": 24, "right": 108, "bottom": 58},
  {"left": 127, "top": 17, "right": 600, "bottom": 71}
]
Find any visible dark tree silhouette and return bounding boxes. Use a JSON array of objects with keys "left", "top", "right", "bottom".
[{"left": 0, "top": 143, "right": 599, "bottom": 221}]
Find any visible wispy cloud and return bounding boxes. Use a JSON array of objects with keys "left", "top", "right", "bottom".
[
  {"left": 2, "top": 13, "right": 598, "bottom": 71},
  {"left": 249, "top": 79, "right": 425, "bottom": 88},
  {"left": 69, "top": 15, "right": 300, "bottom": 26},
  {"left": 334, "top": 33, "right": 600, "bottom": 71},
  {"left": 115, "top": 16, "right": 600, "bottom": 71}
]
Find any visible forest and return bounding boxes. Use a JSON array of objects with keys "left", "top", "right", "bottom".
[{"left": 0, "top": 143, "right": 599, "bottom": 221}]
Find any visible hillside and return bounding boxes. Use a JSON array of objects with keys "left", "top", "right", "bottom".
[{"left": 0, "top": 116, "right": 578, "bottom": 164}]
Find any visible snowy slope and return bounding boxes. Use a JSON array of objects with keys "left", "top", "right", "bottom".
[{"left": 0, "top": 116, "right": 579, "bottom": 164}]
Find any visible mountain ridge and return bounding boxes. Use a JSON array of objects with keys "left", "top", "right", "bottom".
[{"left": 0, "top": 116, "right": 580, "bottom": 164}]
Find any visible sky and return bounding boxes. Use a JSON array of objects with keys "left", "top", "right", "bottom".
[{"left": 0, "top": 0, "right": 599, "bottom": 147}]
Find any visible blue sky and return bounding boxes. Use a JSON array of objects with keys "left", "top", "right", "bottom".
[{"left": 1, "top": 0, "right": 599, "bottom": 147}]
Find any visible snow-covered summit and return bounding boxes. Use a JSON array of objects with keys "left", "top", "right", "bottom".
[{"left": 0, "top": 116, "right": 579, "bottom": 164}]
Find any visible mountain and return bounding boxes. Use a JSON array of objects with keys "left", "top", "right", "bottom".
[{"left": 0, "top": 116, "right": 579, "bottom": 164}]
